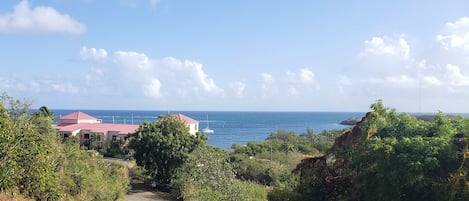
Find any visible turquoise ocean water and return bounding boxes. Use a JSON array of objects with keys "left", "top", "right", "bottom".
[{"left": 52, "top": 110, "right": 364, "bottom": 149}]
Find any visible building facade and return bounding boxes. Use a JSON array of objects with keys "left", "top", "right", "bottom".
[
  {"left": 54, "top": 112, "right": 199, "bottom": 146},
  {"left": 172, "top": 113, "right": 199, "bottom": 135},
  {"left": 54, "top": 112, "right": 139, "bottom": 145}
]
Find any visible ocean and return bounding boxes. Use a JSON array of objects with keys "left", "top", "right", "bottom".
[{"left": 52, "top": 110, "right": 364, "bottom": 149}]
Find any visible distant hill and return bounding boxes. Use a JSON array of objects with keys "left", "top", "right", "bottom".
[{"left": 339, "top": 118, "right": 362, "bottom": 125}]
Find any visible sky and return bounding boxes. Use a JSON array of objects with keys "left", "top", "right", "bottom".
[{"left": 1, "top": 0, "right": 469, "bottom": 112}]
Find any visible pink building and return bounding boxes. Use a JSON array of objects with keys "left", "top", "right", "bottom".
[
  {"left": 54, "top": 112, "right": 139, "bottom": 144},
  {"left": 172, "top": 113, "right": 199, "bottom": 135}
]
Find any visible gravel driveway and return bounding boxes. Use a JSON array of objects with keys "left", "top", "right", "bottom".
[{"left": 125, "top": 179, "right": 173, "bottom": 201}]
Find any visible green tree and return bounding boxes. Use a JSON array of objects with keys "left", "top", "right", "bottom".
[
  {"left": 350, "top": 105, "right": 467, "bottom": 201},
  {"left": 61, "top": 137, "right": 130, "bottom": 200},
  {"left": 129, "top": 115, "right": 207, "bottom": 189},
  {"left": 0, "top": 95, "right": 63, "bottom": 200},
  {"left": 32, "top": 106, "right": 57, "bottom": 135},
  {"left": 0, "top": 94, "right": 130, "bottom": 200},
  {"left": 291, "top": 101, "right": 469, "bottom": 201},
  {"left": 36, "top": 106, "right": 54, "bottom": 119},
  {"left": 173, "top": 144, "right": 267, "bottom": 201}
]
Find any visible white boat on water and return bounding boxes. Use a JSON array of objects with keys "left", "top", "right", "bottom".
[{"left": 202, "top": 114, "right": 214, "bottom": 134}]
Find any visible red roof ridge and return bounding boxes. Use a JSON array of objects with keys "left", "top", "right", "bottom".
[
  {"left": 172, "top": 113, "right": 198, "bottom": 123},
  {"left": 60, "top": 111, "right": 97, "bottom": 120}
]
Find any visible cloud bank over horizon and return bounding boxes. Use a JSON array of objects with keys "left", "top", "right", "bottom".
[{"left": 1, "top": 1, "right": 469, "bottom": 112}]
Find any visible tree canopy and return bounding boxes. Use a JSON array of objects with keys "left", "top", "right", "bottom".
[
  {"left": 129, "top": 114, "right": 207, "bottom": 189},
  {"left": 292, "top": 100, "right": 469, "bottom": 201},
  {"left": 0, "top": 94, "right": 129, "bottom": 200}
]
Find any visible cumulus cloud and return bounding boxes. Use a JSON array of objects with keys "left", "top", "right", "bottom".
[
  {"left": 260, "top": 69, "right": 320, "bottom": 97},
  {"left": 0, "top": 75, "right": 80, "bottom": 95},
  {"left": 79, "top": 48, "right": 223, "bottom": 99},
  {"left": 261, "top": 73, "right": 277, "bottom": 97},
  {"left": 359, "top": 35, "right": 410, "bottom": 59},
  {"left": 229, "top": 81, "right": 246, "bottom": 98},
  {"left": 445, "top": 64, "right": 469, "bottom": 86},
  {"left": 0, "top": 0, "right": 86, "bottom": 35},
  {"left": 340, "top": 18, "right": 469, "bottom": 111},
  {"left": 162, "top": 57, "right": 222, "bottom": 94},
  {"left": 114, "top": 51, "right": 151, "bottom": 71},
  {"left": 143, "top": 78, "right": 163, "bottom": 98},
  {"left": 287, "top": 68, "right": 317, "bottom": 85},
  {"left": 349, "top": 35, "right": 431, "bottom": 90},
  {"left": 80, "top": 46, "right": 108, "bottom": 61},
  {"left": 287, "top": 68, "right": 319, "bottom": 95},
  {"left": 437, "top": 17, "right": 469, "bottom": 50}
]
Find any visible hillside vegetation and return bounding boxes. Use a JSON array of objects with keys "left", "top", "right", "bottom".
[
  {"left": 0, "top": 95, "right": 129, "bottom": 200},
  {"left": 284, "top": 101, "right": 469, "bottom": 201},
  {"left": 2, "top": 93, "right": 468, "bottom": 201}
]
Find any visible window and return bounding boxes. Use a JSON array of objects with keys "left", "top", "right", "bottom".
[
  {"left": 112, "top": 135, "right": 117, "bottom": 141},
  {"left": 84, "top": 134, "right": 90, "bottom": 139},
  {"left": 63, "top": 133, "right": 69, "bottom": 138}
]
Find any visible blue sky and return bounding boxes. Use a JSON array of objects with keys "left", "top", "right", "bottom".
[{"left": 1, "top": 0, "right": 469, "bottom": 112}]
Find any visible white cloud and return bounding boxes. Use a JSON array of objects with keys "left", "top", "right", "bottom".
[
  {"left": 261, "top": 73, "right": 274, "bottom": 84},
  {"left": 261, "top": 73, "right": 277, "bottom": 97},
  {"left": 0, "top": 74, "right": 82, "bottom": 95},
  {"left": 445, "top": 64, "right": 469, "bottom": 86},
  {"left": 359, "top": 35, "right": 410, "bottom": 59},
  {"left": 80, "top": 48, "right": 223, "bottom": 99},
  {"left": 162, "top": 57, "right": 222, "bottom": 94},
  {"left": 287, "top": 68, "right": 317, "bottom": 85},
  {"left": 422, "top": 75, "right": 443, "bottom": 86},
  {"left": 348, "top": 35, "right": 431, "bottom": 90},
  {"left": 340, "top": 20, "right": 469, "bottom": 112},
  {"left": 41, "top": 78, "right": 80, "bottom": 94},
  {"left": 80, "top": 46, "right": 108, "bottom": 61},
  {"left": 143, "top": 78, "right": 163, "bottom": 98},
  {"left": 114, "top": 51, "right": 151, "bottom": 71},
  {"left": 91, "top": 67, "right": 104, "bottom": 76},
  {"left": 286, "top": 68, "right": 320, "bottom": 95},
  {"left": 338, "top": 75, "right": 353, "bottom": 94},
  {"left": 367, "top": 75, "right": 418, "bottom": 88},
  {"left": 437, "top": 17, "right": 469, "bottom": 50},
  {"left": 0, "top": 76, "right": 11, "bottom": 90},
  {"left": 229, "top": 81, "right": 246, "bottom": 98},
  {"left": 0, "top": 0, "right": 86, "bottom": 35}
]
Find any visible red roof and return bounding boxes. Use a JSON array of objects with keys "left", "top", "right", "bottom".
[
  {"left": 55, "top": 123, "right": 139, "bottom": 135},
  {"left": 60, "top": 112, "right": 97, "bottom": 120},
  {"left": 172, "top": 114, "right": 198, "bottom": 123}
]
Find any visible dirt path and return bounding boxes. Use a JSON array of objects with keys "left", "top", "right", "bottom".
[
  {"left": 103, "top": 158, "right": 174, "bottom": 201},
  {"left": 125, "top": 178, "right": 174, "bottom": 201}
]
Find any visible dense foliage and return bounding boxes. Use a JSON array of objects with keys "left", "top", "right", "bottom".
[
  {"left": 61, "top": 137, "right": 130, "bottom": 200},
  {"left": 172, "top": 144, "right": 267, "bottom": 200},
  {"left": 292, "top": 101, "right": 469, "bottom": 201},
  {"left": 229, "top": 128, "right": 343, "bottom": 188},
  {"left": 129, "top": 114, "right": 207, "bottom": 190},
  {"left": 0, "top": 95, "right": 129, "bottom": 200}
]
